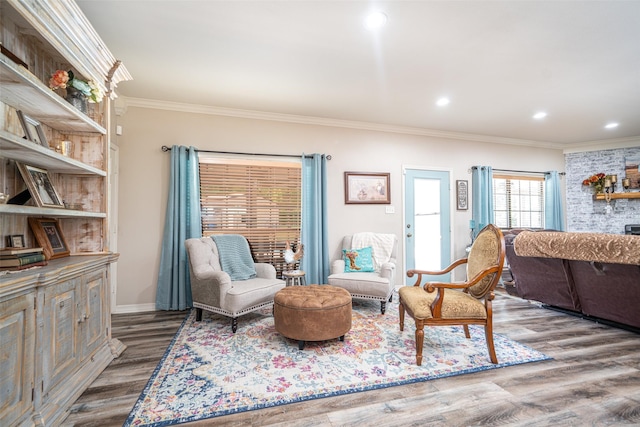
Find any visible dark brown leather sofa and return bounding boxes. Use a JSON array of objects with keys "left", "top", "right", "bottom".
[{"left": 504, "top": 230, "right": 640, "bottom": 330}]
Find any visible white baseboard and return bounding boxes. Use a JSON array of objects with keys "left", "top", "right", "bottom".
[{"left": 114, "top": 303, "right": 158, "bottom": 314}]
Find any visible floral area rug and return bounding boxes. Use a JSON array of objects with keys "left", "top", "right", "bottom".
[{"left": 124, "top": 296, "right": 550, "bottom": 426}]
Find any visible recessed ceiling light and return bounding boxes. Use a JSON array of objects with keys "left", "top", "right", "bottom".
[
  {"left": 364, "top": 11, "right": 387, "bottom": 30},
  {"left": 605, "top": 122, "right": 619, "bottom": 129},
  {"left": 436, "top": 97, "right": 450, "bottom": 107},
  {"left": 533, "top": 112, "right": 547, "bottom": 120}
]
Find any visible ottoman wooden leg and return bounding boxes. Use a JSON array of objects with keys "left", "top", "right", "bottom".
[
  {"left": 298, "top": 340, "right": 305, "bottom": 350},
  {"left": 339, "top": 335, "right": 345, "bottom": 341}
]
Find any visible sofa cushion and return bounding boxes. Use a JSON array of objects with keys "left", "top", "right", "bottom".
[
  {"left": 342, "top": 246, "right": 375, "bottom": 272},
  {"left": 327, "top": 272, "right": 390, "bottom": 298}
]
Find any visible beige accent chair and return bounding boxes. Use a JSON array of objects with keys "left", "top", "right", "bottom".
[
  {"left": 328, "top": 233, "right": 397, "bottom": 314},
  {"left": 399, "top": 224, "right": 505, "bottom": 366},
  {"left": 185, "top": 237, "right": 285, "bottom": 333}
]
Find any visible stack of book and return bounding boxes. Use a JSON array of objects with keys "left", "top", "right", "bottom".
[{"left": 0, "top": 247, "right": 47, "bottom": 270}]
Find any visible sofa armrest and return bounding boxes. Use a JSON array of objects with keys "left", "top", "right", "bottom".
[
  {"left": 254, "top": 263, "right": 277, "bottom": 279},
  {"left": 331, "top": 259, "right": 345, "bottom": 275},
  {"left": 190, "top": 266, "right": 231, "bottom": 307},
  {"left": 380, "top": 261, "right": 395, "bottom": 280}
]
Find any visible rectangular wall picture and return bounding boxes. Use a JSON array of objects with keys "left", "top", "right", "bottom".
[{"left": 344, "top": 172, "right": 390, "bottom": 204}]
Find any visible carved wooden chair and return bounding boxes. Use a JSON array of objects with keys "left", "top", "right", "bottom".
[{"left": 398, "top": 224, "right": 505, "bottom": 366}]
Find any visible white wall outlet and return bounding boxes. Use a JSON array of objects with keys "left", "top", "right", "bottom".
[
  {"left": 116, "top": 125, "right": 123, "bottom": 135},
  {"left": 385, "top": 206, "right": 395, "bottom": 214}
]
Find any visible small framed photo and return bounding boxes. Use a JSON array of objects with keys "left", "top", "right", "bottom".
[
  {"left": 16, "top": 163, "right": 64, "bottom": 208},
  {"left": 28, "top": 217, "right": 70, "bottom": 260},
  {"left": 6, "top": 234, "right": 26, "bottom": 248},
  {"left": 344, "top": 172, "right": 391, "bottom": 204},
  {"left": 456, "top": 180, "right": 469, "bottom": 210},
  {"left": 17, "top": 110, "right": 49, "bottom": 148}
]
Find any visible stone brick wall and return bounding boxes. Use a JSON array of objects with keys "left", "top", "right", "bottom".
[{"left": 565, "top": 146, "right": 640, "bottom": 234}]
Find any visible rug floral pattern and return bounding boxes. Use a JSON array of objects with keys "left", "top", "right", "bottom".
[{"left": 125, "top": 297, "right": 550, "bottom": 426}]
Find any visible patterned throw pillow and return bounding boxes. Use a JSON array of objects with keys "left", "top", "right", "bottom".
[{"left": 343, "top": 246, "right": 375, "bottom": 272}]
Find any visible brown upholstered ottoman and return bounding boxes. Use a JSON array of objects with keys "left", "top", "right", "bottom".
[{"left": 274, "top": 285, "right": 352, "bottom": 350}]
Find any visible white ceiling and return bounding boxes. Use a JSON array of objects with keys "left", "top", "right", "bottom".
[{"left": 76, "top": 1, "right": 640, "bottom": 148}]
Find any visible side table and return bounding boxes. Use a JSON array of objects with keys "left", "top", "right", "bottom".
[{"left": 282, "top": 270, "right": 306, "bottom": 286}]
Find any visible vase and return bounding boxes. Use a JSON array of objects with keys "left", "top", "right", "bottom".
[{"left": 65, "top": 86, "right": 87, "bottom": 114}]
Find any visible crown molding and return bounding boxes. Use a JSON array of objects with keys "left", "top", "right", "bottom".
[
  {"left": 563, "top": 136, "right": 640, "bottom": 154},
  {"left": 122, "top": 96, "right": 568, "bottom": 149},
  {"left": 122, "top": 97, "right": 639, "bottom": 152}
]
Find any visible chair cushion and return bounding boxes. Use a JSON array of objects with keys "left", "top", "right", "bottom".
[
  {"left": 223, "top": 278, "right": 285, "bottom": 313},
  {"left": 327, "top": 271, "right": 391, "bottom": 298},
  {"left": 398, "top": 286, "right": 487, "bottom": 320},
  {"left": 342, "top": 246, "right": 375, "bottom": 272}
]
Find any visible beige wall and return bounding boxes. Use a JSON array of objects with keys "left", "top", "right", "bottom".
[{"left": 113, "top": 104, "right": 565, "bottom": 312}]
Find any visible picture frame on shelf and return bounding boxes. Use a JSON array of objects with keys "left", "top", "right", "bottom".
[
  {"left": 344, "top": 172, "right": 391, "bottom": 204},
  {"left": 5, "top": 234, "right": 26, "bottom": 248},
  {"left": 17, "top": 110, "right": 49, "bottom": 148},
  {"left": 28, "top": 217, "right": 70, "bottom": 260},
  {"left": 456, "top": 180, "right": 469, "bottom": 210},
  {"left": 16, "top": 162, "right": 64, "bottom": 208}
]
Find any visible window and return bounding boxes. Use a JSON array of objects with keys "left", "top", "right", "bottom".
[
  {"left": 199, "top": 155, "right": 301, "bottom": 275},
  {"left": 493, "top": 174, "right": 544, "bottom": 229}
]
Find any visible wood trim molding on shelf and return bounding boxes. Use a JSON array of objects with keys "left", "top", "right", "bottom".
[
  {"left": 0, "top": 204, "right": 106, "bottom": 218},
  {"left": 592, "top": 192, "right": 640, "bottom": 201}
]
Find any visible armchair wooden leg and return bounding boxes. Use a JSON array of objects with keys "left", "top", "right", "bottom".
[
  {"left": 380, "top": 301, "right": 386, "bottom": 315},
  {"left": 463, "top": 324, "right": 471, "bottom": 339},
  {"left": 399, "top": 301, "right": 405, "bottom": 331},
  {"left": 195, "top": 308, "right": 203, "bottom": 321},
  {"left": 414, "top": 320, "right": 425, "bottom": 366},
  {"left": 231, "top": 317, "right": 238, "bottom": 333},
  {"left": 485, "top": 321, "right": 498, "bottom": 364}
]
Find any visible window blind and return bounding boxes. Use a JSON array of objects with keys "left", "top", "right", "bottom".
[
  {"left": 199, "top": 156, "right": 302, "bottom": 275},
  {"left": 493, "top": 174, "right": 544, "bottom": 229}
]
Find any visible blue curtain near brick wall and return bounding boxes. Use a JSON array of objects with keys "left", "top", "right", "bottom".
[
  {"left": 300, "top": 154, "right": 330, "bottom": 284},
  {"left": 156, "top": 145, "right": 201, "bottom": 310},
  {"left": 545, "top": 171, "right": 565, "bottom": 231},
  {"left": 471, "top": 166, "right": 494, "bottom": 239}
]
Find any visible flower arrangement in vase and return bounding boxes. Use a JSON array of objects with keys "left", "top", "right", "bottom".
[
  {"left": 582, "top": 173, "right": 607, "bottom": 193},
  {"left": 49, "top": 70, "right": 104, "bottom": 113}
]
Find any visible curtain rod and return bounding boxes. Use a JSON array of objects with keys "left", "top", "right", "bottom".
[
  {"left": 471, "top": 166, "right": 565, "bottom": 176},
  {"left": 161, "top": 145, "right": 331, "bottom": 160}
]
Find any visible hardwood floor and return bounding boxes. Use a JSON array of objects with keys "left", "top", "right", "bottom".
[{"left": 64, "top": 289, "right": 640, "bottom": 426}]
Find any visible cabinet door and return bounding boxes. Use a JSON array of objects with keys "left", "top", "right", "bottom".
[
  {"left": 42, "top": 277, "right": 81, "bottom": 396},
  {"left": 81, "top": 267, "right": 109, "bottom": 359},
  {"left": 0, "top": 291, "right": 36, "bottom": 427}
]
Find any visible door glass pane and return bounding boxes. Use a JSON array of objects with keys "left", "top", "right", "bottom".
[{"left": 414, "top": 178, "right": 441, "bottom": 270}]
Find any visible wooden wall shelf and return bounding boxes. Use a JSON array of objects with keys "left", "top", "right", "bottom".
[
  {"left": 0, "top": 53, "right": 107, "bottom": 134},
  {"left": 0, "top": 130, "right": 106, "bottom": 175},
  {"left": 592, "top": 192, "right": 640, "bottom": 201}
]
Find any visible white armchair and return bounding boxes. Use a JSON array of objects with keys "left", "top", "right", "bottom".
[
  {"left": 185, "top": 237, "right": 285, "bottom": 332},
  {"left": 328, "top": 233, "right": 397, "bottom": 314}
]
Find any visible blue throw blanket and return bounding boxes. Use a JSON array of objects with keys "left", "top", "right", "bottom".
[{"left": 212, "top": 235, "right": 257, "bottom": 281}]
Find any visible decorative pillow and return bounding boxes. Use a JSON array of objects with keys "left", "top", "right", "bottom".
[{"left": 343, "top": 246, "right": 375, "bottom": 272}]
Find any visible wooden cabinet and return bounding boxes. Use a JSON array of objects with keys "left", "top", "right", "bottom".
[
  {"left": 1, "top": 256, "right": 122, "bottom": 426},
  {"left": 1, "top": 1, "right": 131, "bottom": 425}
]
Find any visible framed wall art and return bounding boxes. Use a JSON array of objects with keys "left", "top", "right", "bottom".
[
  {"left": 28, "top": 217, "right": 70, "bottom": 260},
  {"left": 344, "top": 172, "right": 390, "bottom": 204},
  {"left": 17, "top": 163, "right": 65, "bottom": 208},
  {"left": 456, "top": 180, "right": 469, "bottom": 210},
  {"left": 17, "top": 110, "right": 49, "bottom": 148},
  {"left": 5, "top": 234, "right": 26, "bottom": 248}
]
